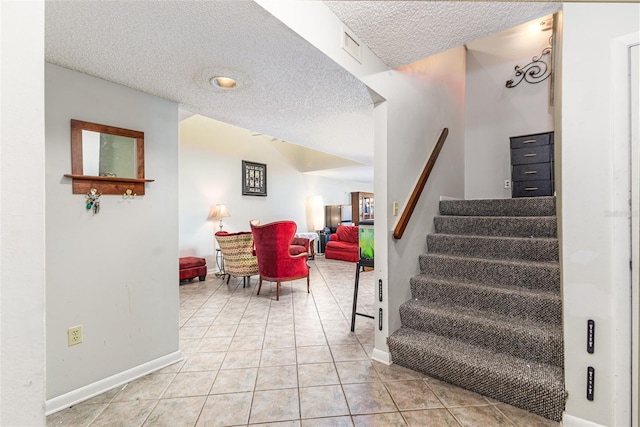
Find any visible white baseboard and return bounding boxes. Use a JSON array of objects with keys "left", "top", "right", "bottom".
[
  {"left": 439, "top": 195, "right": 461, "bottom": 201},
  {"left": 45, "top": 350, "right": 183, "bottom": 415},
  {"left": 562, "top": 414, "right": 607, "bottom": 427},
  {"left": 371, "top": 348, "right": 391, "bottom": 365}
]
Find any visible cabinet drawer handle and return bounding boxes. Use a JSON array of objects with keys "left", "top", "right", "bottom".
[
  {"left": 525, "top": 187, "right": 539, "bottom": 191},
  {"left": 523, "top": 153, "right": 537, "bottom": 157},
  {"left": 522, "top": 139, "right": 537, "bottom": 144},
  {"left": 523, "top": 171, "right": 538, "bottom": 175}
]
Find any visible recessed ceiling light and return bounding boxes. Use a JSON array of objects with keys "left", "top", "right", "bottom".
[{"left": 209, "top": 76, "right": 237, "bottom": 89}]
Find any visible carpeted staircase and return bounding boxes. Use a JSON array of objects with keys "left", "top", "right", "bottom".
[{"left": 387, "top": 196, "right": 566, "bottom": 421}]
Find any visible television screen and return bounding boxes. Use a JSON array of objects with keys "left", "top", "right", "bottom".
[
  {"left": 359, "top": 221, "right": 374, "bottom": 261},
  {"left": 325, "top": 205, "right": 341, "bottom": 229}
]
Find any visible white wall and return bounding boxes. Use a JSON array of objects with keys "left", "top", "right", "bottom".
[
  {"left": 45, "top": 64, "right": 181, "bottom": 408},
  {"left": 465, "top": 19, "right": 555, "bottom": 199},
  {"left": 179, "top": 116, "right": 372, "bottom": 267},
  {"left": 560, "top": 3, "right": 640, "bottom": 426},
  {"left": 0, "top": 1, "right": 46, "bottom": 425},
  {"left": 369, "top": 49, "right": 467, "bottom": 355}
]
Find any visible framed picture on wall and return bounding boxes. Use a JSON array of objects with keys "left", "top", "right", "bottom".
[{"left": 242, "top": 160, "right": 267, "bottom": 196}]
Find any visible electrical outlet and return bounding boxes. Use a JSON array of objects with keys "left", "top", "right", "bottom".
[
  {"left": 393, "top": 201, "right": 399, "bottom": 216},
  {"left": 504, "top": 180, "right": 511, "bottom": 189},
  {"left": 68, "top": 325, "right": 83, "bottom": 346}
]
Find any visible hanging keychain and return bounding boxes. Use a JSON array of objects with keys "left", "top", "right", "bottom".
[{"left": 85, "top": 188, "right": 102, "bottom": 214}]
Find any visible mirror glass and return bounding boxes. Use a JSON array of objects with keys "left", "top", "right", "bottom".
[{"left": 81, "top": 130, "right": 137, "bottom": 178}]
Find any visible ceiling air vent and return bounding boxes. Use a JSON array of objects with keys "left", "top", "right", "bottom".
[{"left": 342, "top": 26, "right": 362, "bottom": 63}]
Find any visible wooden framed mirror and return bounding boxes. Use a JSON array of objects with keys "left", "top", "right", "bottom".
[{"left": 64, "top": 119, "right": 153, "bottom": 195}]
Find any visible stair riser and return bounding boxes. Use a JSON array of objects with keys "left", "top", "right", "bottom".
[
  {"left": 387, "top": 332, "right": 564, "bottom": 422},
  {"left": 439, "top": 196, "right": 556, "bottom": 217},
  {"left": 399, "top": 302, "right": 563, "bottom": 366},
  {"left": 419, "top": 255, "right": 560, "bottom": 292},
  {"left": 427, "top": 234, "right": 559, "bottom": 262},
  {"left": 434, "top": 216, "right": 557, "bottom": 238},
  {"left": 409, "top": 277, "right": 562, "bottom": 324}
]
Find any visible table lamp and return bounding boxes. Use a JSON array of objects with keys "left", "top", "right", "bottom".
[{"left": 209, "top": 204, "right": 230, "bottom": 231}]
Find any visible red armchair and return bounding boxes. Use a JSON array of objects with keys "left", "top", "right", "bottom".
[
  {"left": 289, "top": 236, "right": 310, "bottom": 256},
  {"left": 250, "top": 220, "right": 310, "bottom": 300},
  {"left": 325, "top": 225, "right": 359, "bottom": 262},
  {"left": 249, "top": 220, "right": 310, "bottom": 257}
]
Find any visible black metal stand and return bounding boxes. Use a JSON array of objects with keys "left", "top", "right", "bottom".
[
  {"left": 351, "top": 258, "right": 374, "bottom": 332},
  {"left": 215, "top": 249, "right": 226, "bottom": 279}
]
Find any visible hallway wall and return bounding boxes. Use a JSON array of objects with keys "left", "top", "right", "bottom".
[
  {"left": 560, "top": 3, "right": 640, "bottom": 425},
  {"left": 0, "top": 1, "right": 46, "bottom": 424},
  {"left": 45, "top": 64, "right": 181, "bottom": 408}
]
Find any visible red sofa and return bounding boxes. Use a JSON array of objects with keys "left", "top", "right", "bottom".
[{"left": 325, "top": 225, "right": 359, "bottom": 262}]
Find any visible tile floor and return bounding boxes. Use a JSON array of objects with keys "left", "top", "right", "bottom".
[{"left": 47, "top": 256, "right": 559, "bottom": 427}]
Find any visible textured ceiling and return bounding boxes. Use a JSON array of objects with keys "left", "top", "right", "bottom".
[
  {"left": 45, "top": 0, "right": 375, "bottom": 181},
  {"left": 45, "top": 1, "right": 561, "bottom": 184},
  {"left": 324, "top": 1, "right": 561, "bottom": 69}
]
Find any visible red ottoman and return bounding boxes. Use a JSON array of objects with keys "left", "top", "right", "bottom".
[{"left": 179, "top": 257, "right": 207, "bottom": 282}]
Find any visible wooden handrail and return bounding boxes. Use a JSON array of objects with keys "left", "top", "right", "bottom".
[{"left": 393, "top": 128, "right": 449, "bottom": 240}]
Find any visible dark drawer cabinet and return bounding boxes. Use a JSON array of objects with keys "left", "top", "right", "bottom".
[
  {"left": 513, "top": 180, "right": 553, "bottom": 197},
  {"left": 510, "top": 131, "right": 554, "bottom": 198},
  {"left": 510, "top": 132, "right": 553, "bottom": 149},
  {"left": 512, "top": 163, "right": 552, "bottom": 181},
  {"left": 511, "top": 145, "right": 552, "bottom": 165}
]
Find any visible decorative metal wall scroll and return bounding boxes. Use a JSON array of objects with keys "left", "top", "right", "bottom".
[{"left": 506, "top": 36, "right": 553, "bottom": 89}]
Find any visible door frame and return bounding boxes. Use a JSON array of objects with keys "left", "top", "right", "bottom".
[{"left": 612, "top": 32, "right": 640, "bottom": 427}]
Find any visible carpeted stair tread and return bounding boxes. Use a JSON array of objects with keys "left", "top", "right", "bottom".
[
  {"left": 439, "top": 196, "right": 555, "bottom": 217},
  {"left": 434, "top": 215, "right": 557, "bottom": 238},
  {"left": 426, "top": 233, "right": 558, "bottom": 262},
  {"left": 387, "top": 327, "right": 565, "bottom": 421},
  {"left": 409, "top": 275, "right": 562, "bottom": 324},
  {"left": 399, "top": 299, "right": 563, "bottom": 366},
  {"left": 419, "top": 253, "right": 559, "bottom": 292},
  {"left": 390, "top": 196, "right": 564, "bottom": 420}
]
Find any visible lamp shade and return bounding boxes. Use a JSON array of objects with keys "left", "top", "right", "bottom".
[
  {"left": 209, "top": 204, "right": 230, "bottom": 220},
  {"left": 208, "top": 204, "right": 231, "bottom": 232},
  {"left": 307, "top": 196, "right": 324, "bottom": 231}
]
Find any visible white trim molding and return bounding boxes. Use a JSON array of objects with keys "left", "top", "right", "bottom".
[
  {"left": 45, "top": 351, "right": 182, "bottom": 415},
  {"left": 371, "top": 348, "right": 391, "bottom": 365},
  {"left": 563, "top": 414, "right": 608, "bottom": 427}
]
